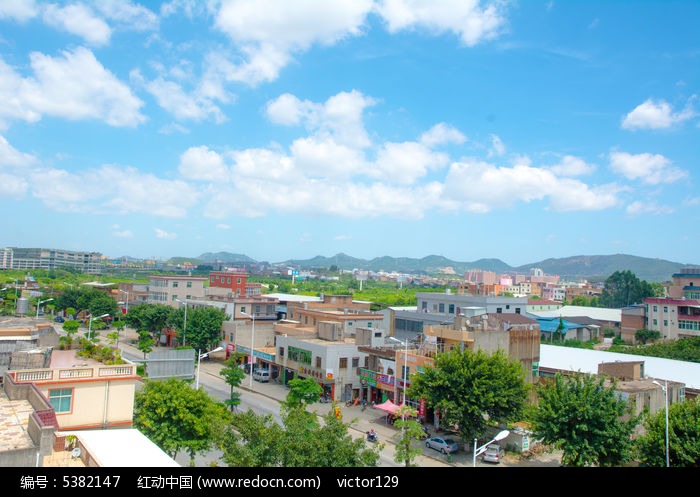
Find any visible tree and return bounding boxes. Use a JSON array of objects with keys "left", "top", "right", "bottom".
[
  {"left": 634, "top": 398, "right": 700, "bottom": 467},
  {"left": 635, "top": 328, "right": 661, "bottom": 344},
  {"left": 124, "top": 303, "right": 173, "bottom": 343},
  {"left": 408, "top": 348, "right": 529, "bottom": 444},
  {"left": 133, "top": 378, "right": 229, "bottom": 465},
  {"left": 392, "top": 404, "right": 424, "bottom": 467},
  {"left": 218, "top": 378, "right": 382, "bottom": 467},
  {"left": 219, "top": 356, "right": 245, "bottom": 412},
  {"left": 600, "top": 270, "right": 655, "bottom": 308},
  {"left": 137, "top": 330, "right": 155, "bottom": 359},
  {"left": 530, "top": 373, "right": 640, "bottom": 467},
  {"left": 171, "top": 306, "right": 227, "bottom": 352}
]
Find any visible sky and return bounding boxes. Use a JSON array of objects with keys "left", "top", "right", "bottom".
[{"left": 0, "top": 1, "right": 699, "bottom": 267}]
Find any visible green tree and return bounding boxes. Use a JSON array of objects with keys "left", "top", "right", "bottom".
[
  {"left": 219, "top": 356, "right": 245, "bottom": 412},
  {"left": 634, "top": 398, "right": 700, "bottom": 467},
  {"left": 133, "top": 378, "right": 229, "bottom": 465},
  {"left": 172, "top": 306, "right": 227, "bottom": 353},
  {"left": 392, "top": 404, "right": 424, "bottom": 467},
  {"left": 125, "top": 303, "right": 172, "bottom": 343},
  {"left": 408, "top": 348, "right": 529, "bottom": 443},
  {"left": 635, "top": 328, "right": 661, "bottom": 344},
  {"left": 600, "top": 270, "right": 655, "bottom": 308},
  {"left": 530, "top": 373, "right": 640, "bottom": 467},
  {"left": 137, "top": 330, "right": 155, "bottom": 359}
]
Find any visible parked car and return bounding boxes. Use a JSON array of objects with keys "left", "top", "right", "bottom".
[
  {"left": 54, "top": 316, "right": 64, "bottom": 323},
  {"left": 253, "top": 369, "right": 271, "bottom": 382},
  {"left": 425, "top": 436, "right": 459, "bottom": 454},
  {"left": 481, "top": 444, "right": 505, "bottom": 464}
]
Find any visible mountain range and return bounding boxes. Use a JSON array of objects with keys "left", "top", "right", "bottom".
[{"left": 177, "top": 252, "right": 698, "bottom": 283}]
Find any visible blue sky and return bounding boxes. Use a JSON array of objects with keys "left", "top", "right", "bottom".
[{"left": 1, "top": 1, "right": 698, "bottom": 267}]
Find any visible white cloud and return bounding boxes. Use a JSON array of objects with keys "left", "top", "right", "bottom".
[
  {"left": 419, "top": 122, "right": 467, "bottom": 147},
  {"left": 144, "top": 77, "right": 227, "bottom": 123},
  {"left": 372, "top": 141, "right": 449, "bottom": 184},
  {"left": 0, "top": 0, "right": 39, "bottom": 21},
  {"left": 3, "top": 47, "right": 147, "bottom": 127},
  {"left": 487, "top": 134, "right": 505, "bottom": 157},
  {"left": 178, "top": 146, "right": 229, "bottom": 181},
  {"left": 42, "top": 3, "right": 112, "bottom": 46},
  {"left": 626, "top": 201, "right": 673, "bottom": 216},
  {"left": 334, "top": 234, "right": 352, "bottom": 241},
  {"left": 375, "top": 0, "right": 509, "bottom": 46},
  {"left": 0, "top": 172, "right": 28, "bottom": 198},
  {"left": 0, "top": 135, "right": 38, "bottom": 167},
  {"left": 622, "top": 97, "right": 696, "bottom": 130},
  {"left": 94, "top": 0, "right": 159, "bottom": 31},
  {"left": 548, "top": 155, "right": 596, "bottom": 176},
  {"left": 442, "top": 159, "right": 621, "bottom": 212},
  {"left": 155, "top": 228, "right": 178, "bottom": 240},
  {"left": 216, "top": 223, "right": 230, "bottom": 230},
  {"left": 609, "top": 151, "right": 687, "bottom": 184},
  {"left": 112, "top": 229, "right": 134, "bottom": 238},
  {"left": 214, "top": 0, "right": 373, "bottom": 85}
]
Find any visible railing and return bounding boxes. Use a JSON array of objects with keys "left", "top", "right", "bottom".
[{"left": 10, "top": 363, "right": 136, "bottom": 383}]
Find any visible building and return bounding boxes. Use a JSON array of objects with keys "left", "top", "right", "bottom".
[
  {"left": 644, "top": 297, "right": 700, "bottom": 340},
  {"left": 147, "top": 275, "right": 207, "bottom": 306},
  {"left": 668, "top": 266, "right": 700, "bottom": 299},
  {"left": 1, "top": 247, "right": 102, "bottom": 274},
  {"left": 620, "top": 304, "right": 647, "bottom": 343},
  {"left": 207, "top": 268, "right": 262, "bottom": 298}
]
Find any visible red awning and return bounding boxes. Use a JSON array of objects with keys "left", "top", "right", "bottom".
[{"left": 372, "top": 399, "right": 402, "bottom": 414}]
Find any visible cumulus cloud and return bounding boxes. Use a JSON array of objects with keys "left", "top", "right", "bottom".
[
  {"left": 213, "top": 0, "right": 373, "bottom": 85},
  {"left": 178, "top": 146, "right": 230, "bottom": 181},
  {"left": 0, "top": 0, "right": 39, "bottom": 21},
  {"left": 609, "top": 151, "right": 687, "bottom": 184},
  {"left": 0, "top": 135, "right": 38, "bottom": 167},
  {"left": 375, "top": 0, "right": 509, "bottom": 46},
  {"left": 0, "top": 47, "right": 146, "bottom": 127},
  {"left": 487, "top": 134, "right": 505, "bottom": 157},
  {"left": 626, "top": 201, "right": 673, "bottom": 216},
  {"left": 622, "top": 97, "right": 696, "bottom": 130},
  {"left": 419, "top": 122, "right": 467, "bottom": 147},
  {"left": 548, "top": 155, "right": 596, "bottom": 176},
  {"left": 155, "top": 228, "right": 178, "bottom": 240},
  {"left": 42, "top": 3, "right": 112, "bottom": 46}
]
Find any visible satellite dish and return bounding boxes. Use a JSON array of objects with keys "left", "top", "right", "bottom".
[{"left": 71, "top": 447, "right": 81, "bottom": 459}]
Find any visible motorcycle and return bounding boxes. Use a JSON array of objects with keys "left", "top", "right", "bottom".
[{"left": 366, "top": 431, "right": 378, "bottom": 443}]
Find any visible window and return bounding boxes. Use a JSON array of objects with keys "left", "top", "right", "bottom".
[
  {"left": 237, "top": 278, "right": 242, "bottom": 284},
  {"left": 653, "top": 305, "right": 658, "bottom": 312},
  {"left": 506, "top": 304, "right": 510, "bottom": 309},
  {"left": 653, "top": 319, "right": 658, "bottom": 325},
  {"left": 186, "top": 281, "right": 192, "bottom": 288},
  {"left": 316, "top": 356, "right": 322, "bottom": 368},
  {"left": 227, "top": 277, "right": 231, "bottom": 284},
  {"left": 279, "top": 347, "right": 284, "bottom": 357},
  {"left": 49, "top": 389, "right": 72, "bottom": 413},
  {"left": 367, "top": 321, "right": 372, "bottom": 328},
  {"left": 172, "top": 281, "right": 179, "bottom": 288},
  {"left": 449, "top": 304, "right": 455, "bottom": 314},
  {"left": 438, "top": 303, "right": 445, "bottom": 313},
  {"left": 664, "top": 320, "right": 668, "bottom": 326},
  {"left": 496, "top": 307, "right": 503, "bottom": 313},
  {"left": 339, "top": 357, "right": 348, "bottom": 368},
  {"left": 352, "top": 357, "right": 359, "bottom": 367},
  {"left": 664, "top": 306, "right": 668, "bottom": 313}
]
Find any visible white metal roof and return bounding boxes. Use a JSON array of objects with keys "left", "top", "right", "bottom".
[
  {"left": 540, "top": 344, "right": 700, "bottom": 390},
  {"left": 72, "top": 429, "right": 180, "bottom": 467},
  {"left": 529, "top": 305, "right": 621, "bottom": 322}
]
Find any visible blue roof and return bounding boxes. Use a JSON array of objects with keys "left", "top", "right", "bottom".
[{"left": 536, "top": 317, "right": 586, "bottom": 333}]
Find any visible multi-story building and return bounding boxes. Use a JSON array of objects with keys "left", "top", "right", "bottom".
[
  {"left": 207, "top": 268, "right": 262, "bottom": 298},
  {"left": 644, "top": 297, "right": 700, "bottom": 340},
  {"left": 147, "top": 275, "right": 207, "bottom": 306},
  {"left": 620, "top": 304, "right": 647, "bottom": 343},
  {"left": 668, "top": 266, "right": 700, "bottom": 299},
  {"left": 1, "top": 247, "right": 102, "bottom": 274}
]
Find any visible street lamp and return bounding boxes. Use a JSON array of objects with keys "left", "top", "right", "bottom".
[
  {"left": 241, "top": 311, "right": 256, "bottom": 389},
  {"left": 36, "top": 298, "right": 54, "bottom": 319},
  {"left": 175, "top": 299, "right": 188, "bottom": 347},
  {"left": 196, "top": 346, "right": 223, "bottom": 389},
  {"left": 118, "top": 289, "right": 129, "bottom": 315},
  {"left": 473, "top": 429, "right": 510, "bottom": 467},
  {"left": 88, "top": 313, "right": 110, "bottom": 341},
  {"left": 387, "top": 336, "right": 409, "bottom": 405},
  {"left": 653, "top": 379, "right": 670, "bottom": 467}
]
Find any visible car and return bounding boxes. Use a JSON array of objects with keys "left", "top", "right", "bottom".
[
  {"left": 54, "top": 316, "right": 64, "bottom": 323},
  {"left": 253, "top": 369, "right": 271, "bottom": 382},
  {"left": 425, "top": 436, "right": 460, "bottom": 454},
  {"left": 481, "top": 444, "right": 505, "bottom": 464}
]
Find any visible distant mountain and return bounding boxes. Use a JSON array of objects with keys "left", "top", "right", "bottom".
[{"left": 172, "top": 251, "right": 695, "bottom": 282}]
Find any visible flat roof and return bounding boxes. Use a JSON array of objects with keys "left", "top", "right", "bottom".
[{"left": 73, "top": 429, "right": 180, "bottom": 467}]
